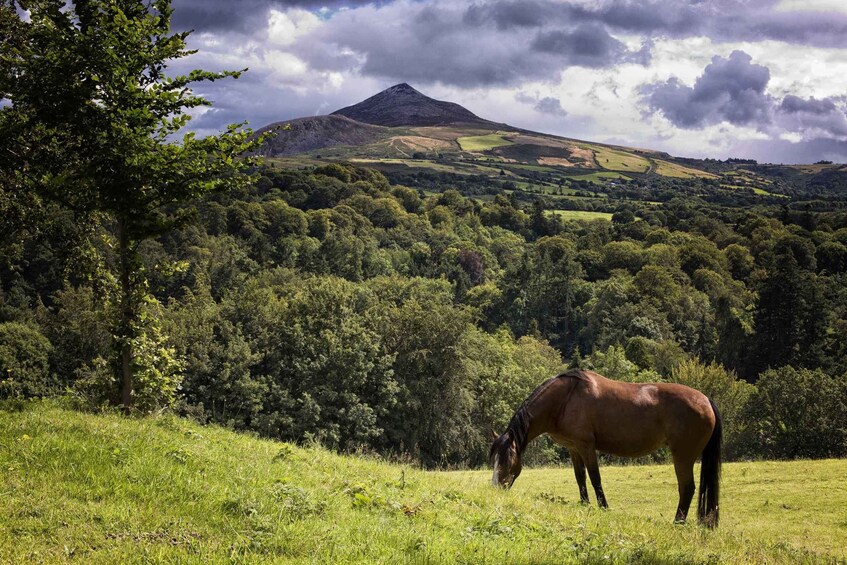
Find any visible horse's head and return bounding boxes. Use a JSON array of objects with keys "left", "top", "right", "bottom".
[{"left": 489, "top": 432, "right": 522, "bottom": 488}]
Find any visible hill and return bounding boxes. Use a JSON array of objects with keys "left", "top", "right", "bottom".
[
  {"left": 254, "top": 115, "right": 388, "bottom": 157},
  {"left": 259, "top": 84, "right": 847, "bottom": 207},
  {"left": 2, "top": 402, "right": 845, "bottom": 563},
  {"left": 331, "top": 83, "right": 493, "bottom": 127}
]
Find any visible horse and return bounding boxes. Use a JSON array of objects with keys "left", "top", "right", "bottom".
[{"left": 489, "top": 369, "right": 722, "bottom": 527}]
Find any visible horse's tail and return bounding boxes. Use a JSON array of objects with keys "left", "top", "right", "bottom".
[{"left": 697, "top": 398, "right": 722, "bottom": 528}]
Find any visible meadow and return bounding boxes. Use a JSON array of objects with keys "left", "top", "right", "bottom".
[
  {"left": 546, "top": 210, "right": 615, "bottom": 221},
  {"left": 580, "top": 144, "right": 652, "bottom": 173},
  {"left": 2, "top": 402, "right": 845, "bottom": 564},
  {"left": 457, "top": 133, "right": 515, "bottom": 152}
]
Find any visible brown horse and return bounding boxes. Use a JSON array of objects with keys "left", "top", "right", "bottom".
[{"left": 489, "top": 369, "right": 721, "bottom": 527}]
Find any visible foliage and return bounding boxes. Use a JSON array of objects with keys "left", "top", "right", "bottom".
[
  {"left": 0, "top": 322, "right": 53, "bottom": 398},
  {"left": 0, "top": 0, "right": 265, "bottom": 411},
  {"left": 742, "top": 367, "right": 847, "bottom": 459},
  {"left": 668, "top": 359, "right": 755, "bottom": 457},
  {"left": 583, "top": 345, "right": 660, "bottom": 382}
]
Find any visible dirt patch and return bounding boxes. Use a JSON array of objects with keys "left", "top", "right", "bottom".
[
  {"left": 567, "top": 146, "right": 597, "bottom": 167},
  {"left": 391, "top": 136, "right": 453, "bottom": 152}
]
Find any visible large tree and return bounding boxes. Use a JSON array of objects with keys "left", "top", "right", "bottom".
[{"left": 0, "top": 0, "right": 266, "bottom": 410}]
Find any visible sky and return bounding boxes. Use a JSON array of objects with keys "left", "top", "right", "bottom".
[{"left": 170, "top": 0, "right": 847, "bottom": 164}]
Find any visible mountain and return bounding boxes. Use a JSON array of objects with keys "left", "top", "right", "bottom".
[
  {"left": 331, "top": 83, "right": 492, "bottom": 127},
  {"left": 254, "top": 115, "right": 388, "bottom": 157},
  {"left": 257, "top": 84, "right": 845, "bottom": 201}
]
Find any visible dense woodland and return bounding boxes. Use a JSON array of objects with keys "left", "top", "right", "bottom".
[
  {"left": 2, "top": 0, "right": 847, "bottom": 469},
  {"left": 3, "top": 161, "right": 847, "bottom": 466}
]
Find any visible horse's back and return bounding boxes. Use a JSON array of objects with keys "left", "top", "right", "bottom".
[{"left": 560, "top": 370, "right": 716, "bottom": 457}]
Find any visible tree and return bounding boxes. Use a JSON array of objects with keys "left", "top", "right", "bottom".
[{"left": 0, "top": 0, "right": 265, "bottom": 410}]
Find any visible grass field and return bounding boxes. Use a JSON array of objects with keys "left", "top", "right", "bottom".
[
  {"left": 547, "top": 210, "right": 615, "bottom": 221},
  {"left": 7, "top": 403, "right": 842, "bottom": 563},
  {"left": 582, "top": 144, "right": 651, "bottom": 173},
  {"left": 653, "top": 160, "right": 719, "bottom": 179},
  {"left": 457, "top": 133, "right": 514, "bottom": 152},
  {"left": 565, "top": 171, "right": 631, "bottom": 184}
]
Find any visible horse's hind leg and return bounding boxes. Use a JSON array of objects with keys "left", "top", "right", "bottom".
[
  {"left": 570, "top": 449, "right": 590, "bottom": 504},
  {"left": 583, "top": 448, "right": 608, "bottom": 509},
  {"left": 672, "top": 454, "right": 696, "bottom": 523}
]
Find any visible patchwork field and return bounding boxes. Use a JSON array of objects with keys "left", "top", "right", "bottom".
[{"left": 3, "top": 403, "right": 845, "bottom": 564}]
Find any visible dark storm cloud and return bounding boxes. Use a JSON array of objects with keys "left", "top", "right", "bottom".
[
  {"left": 170, "top": 0, "right": 375, "bottom": 32},
  {"left": 462, "top": 0, "right": 847, "bottom": 48},
  {"left": 780, "top": 95, "right": 840, "bottom": 115},
  {"left": 777, "top": 95, "right": 847, "bottom": 138},
  {"left": 535, "top": 96, "right": 567, "bottom": 117},
  {"left": 642, "top": 51, "right": 773, "bottom": 128},
  {"left": 516, "top": 93, "right": 568, "bottom": 117},
  {"left": 642, "top": 51, "right": 847, "bottom": 142},
  {"left": 531, "top": 25, "right": 630, "bottom": 68},
  {"left": 298, "top": 3, "right": 649, "bottom": 88}
]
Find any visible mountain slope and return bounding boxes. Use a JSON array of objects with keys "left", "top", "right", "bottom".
[
  {"left": 255, "top": 114, "right": 388, "bottom": 157},
  {"left": 1, "top": 402, "right": 843, "bottom": 563},
  {"left": 332, "top": 83, "right": 493, "bottom": 127}
]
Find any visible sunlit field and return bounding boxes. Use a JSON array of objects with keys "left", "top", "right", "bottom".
[{"left": 2, "top": 402, "right": 845, "bottom": 564}]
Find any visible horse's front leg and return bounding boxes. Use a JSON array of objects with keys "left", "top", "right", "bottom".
[
  {"left": 569, "top": 449, "right": 590, "bottom": 504},
  {"left": 583, "top": 448, "right": 608, "bottom": 509}
]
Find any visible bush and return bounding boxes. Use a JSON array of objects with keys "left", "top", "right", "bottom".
[
  {"left": 742, "top": 367, "right": 847, "bottom": 459},
  {"left": 668, "top": 359, "right": 755, "bottom": 458},
  {"left": 583, "top": 345, "right": 659, "bottom": 382},
  {"left": 0, "top": 322, "right": 54, "bottom": 399}
]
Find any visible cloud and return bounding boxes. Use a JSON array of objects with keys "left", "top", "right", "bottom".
[
  {"left": 641, "top": 50, "right": 847, "bottom": 148},
  {"left": 296, "top": 3, "right": 649, "bottom": 88},
  {"left": 535, "top": 97, "right": 568, "bottom": 117},
  {"left": 461, "top": 0, "right": 847, "bottom": 48},
  {"left": 776, "top": 95, "right": 847, "bottom": 138},
  {"left": 531, "top": 25, "right": 632, "bottom": 68},
  {"left": 168, "top": 0, "right": 847, "bottom": 163},
  {"left": 170, "top": 0, "right": 372, "bottom": 33},
  {"left": 641, "top": 51, "right": 773, "bottom": 129},
  {"left": 516, "top": 93, "right": 568, "bottom": 117}
]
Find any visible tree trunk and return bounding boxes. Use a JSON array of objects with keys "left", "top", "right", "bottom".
[{"left": 117, "top": 218, "right": 134, "bottom": 413}]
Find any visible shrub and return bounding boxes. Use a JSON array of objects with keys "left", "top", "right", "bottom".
[
  {"left": 0, "top": 322, "right": 54, "bottom": 399},
  {"left": 742, "top": 367, "right": 847, "bottom": 459},
  {"left": 668, "top": 359, "right": 755, "bottom": 458}
]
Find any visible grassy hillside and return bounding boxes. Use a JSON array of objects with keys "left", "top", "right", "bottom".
[{"left": 2, "top": 403, "right": 845, "bottom": 564}]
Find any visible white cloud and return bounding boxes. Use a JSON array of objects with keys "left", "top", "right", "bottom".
[
  {"left": 775, "top": 0, "right": 847, "bottom": 14},
  {"left": 267, "top": 8, "right": 322, "bottom": 47}
]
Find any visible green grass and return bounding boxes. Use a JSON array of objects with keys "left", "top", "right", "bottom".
[
  {"left": 5, "top": 402, "right": 843, "bottom": 563},
  {"left": 653, "top": 160, "right": 718, "bottom": 179},
  {"left": 565, "top": 171, "right": 630, "bottom": 185},
  {"left": 457, "top": 133, "right": 514, "bottom": 152},
  {"left": 546, "top": 210, "right": 615, "bottom": 221},
  {"left": 581, "top": 144, "right": 651, "bottom": 173}
]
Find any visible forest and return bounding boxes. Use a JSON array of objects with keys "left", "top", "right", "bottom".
[
  {"left": 2, "top": 0, "right": 847, "bottom": 470},
  {"left": 3, "top": 160, "right": 847, "bottom": 466}
]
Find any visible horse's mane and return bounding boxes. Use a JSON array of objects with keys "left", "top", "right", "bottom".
[{"left": 505, "top": 369, "right": 586, "bottom": 455}]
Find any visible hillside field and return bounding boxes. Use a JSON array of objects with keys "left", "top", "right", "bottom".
[{"left": 2, "top": 402, "right": 845, "bottom": 564}]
